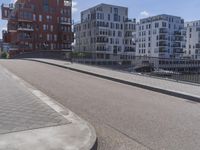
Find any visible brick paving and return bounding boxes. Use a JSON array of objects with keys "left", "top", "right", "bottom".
[{"left": 0, "top": 66, "right": 69, "bottom": 134}]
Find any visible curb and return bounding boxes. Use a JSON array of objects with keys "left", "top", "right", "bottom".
[
  {"left": 24, "top": 58, "right": 200, "bottom": 103},
  {"left": 1, "top": 63, "right": 97, "bottom": 150}
]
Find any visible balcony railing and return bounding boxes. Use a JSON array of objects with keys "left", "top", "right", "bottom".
[
  {"left": 159, "top": 28, "right": 168, "bottom": 34},
  {"left": 174, "top": 31, "right": 182, "bottom": 36},
  {"left": 15, "top": 3, "right": 35, "bottom": 11},
  {"left": 172, "top": 43, "right": 181, "bottom": 47},
  {"left": 173, "top": 48, "right": 184, "bottom": 53},
  {"left": 173, "top": 37, "right": 183, "bottom": 41},
  {"left": 8, "top": 25, "right": 17, "bottom": 32},
  {"left": 159, "top": 35, "right": 168, "bottom": 41},
  {"left": 96, "top": 37, "right": 109, "bottom": 43},
  {"left": 159, "top": 41, "right": 168, "bottom": 47},
  {"left": 159, "top": 48, "right": 168, "bottom": 53},
  {"left": 1, "top": 3, "right": 14, "bottom": 9},
  {"left": 18, "top": 25, "right": 34, "bottom": 31},
  {"left": 18, "top": 17, "right": 32, "bottom": 22},
  {"left": 60, "top": 20, "right": 71, "bottom": 25},
  {"left": 196, "top": 44, "right": 200, "bottom": 49},
  {"left": 18, "top": 36, "right": 32, "bottom": 40}
]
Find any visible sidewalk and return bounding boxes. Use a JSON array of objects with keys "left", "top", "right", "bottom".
[
  {"left": 0, "top": 64, "right": 96, "bottom": 150},
  {"left": 26, "top": 58, "right": 200, "bottom": 102}
]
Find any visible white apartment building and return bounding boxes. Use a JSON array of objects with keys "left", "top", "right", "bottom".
[
  {"left": 134, "top": 14, "right": 185, "bottom": 58},
  {"left": 184, "top": 20, "right": 200, "bottom": 60},
  {"left": 74, "top": 3, "right": 136, "bottom": 56}
]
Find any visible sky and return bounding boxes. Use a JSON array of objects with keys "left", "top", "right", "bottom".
[{"left": 0, "top": 0, "right": 200, "bottom": 38}]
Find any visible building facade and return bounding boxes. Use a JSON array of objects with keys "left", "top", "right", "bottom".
[
  {"left": 1, "top": 0, "right": 73, "bottom": 57},
  {"left": 134, "top": 14, "right": 185, "bottom": 58},
  {"left": 184, "top": 20, "right": 200, "bottom": 60},
  {"left": 74, "top": 3, "right": 136, "bottom": 57}
]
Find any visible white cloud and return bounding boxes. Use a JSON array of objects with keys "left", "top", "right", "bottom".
[
  {"left": 10, "top": 0, "right": 17, "bottom": 3},
  {"left": 140, "top": 11, "right": 150, "bottom": 18},
  {"left": 72, "top": 0, "right": 78, "bottom": 14}
]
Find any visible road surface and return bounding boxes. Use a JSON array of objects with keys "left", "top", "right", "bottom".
[{"left": 1, "top": 59, "right": 200, "bottom": 150}]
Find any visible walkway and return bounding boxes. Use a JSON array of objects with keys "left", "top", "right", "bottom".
[{"left": 0, "top": 64, "right": 96, "bottom": 150}]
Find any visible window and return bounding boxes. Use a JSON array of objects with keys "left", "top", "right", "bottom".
[
  {"left": 162, "top": 22, "right": 167, "bottom": 27},
  {"left": 155, "top": 23, "right": 159, "bottom": 28},
  {"left": 50, "top": 25, "right": 53, "bottom": 32},
  {"left": 4, "top": 10, "right": 8, "bottom": 17},
  {"left": 43, "top": 0, "right": 49, "bottom": 12},
  {"left": 47, "top": 34, "right": 50, "bottom": 41},
  {"left": 54, "top": 35, "right": 57, "bottom": 41},
  {"left": 33, "top": 14, "right": 36, "bottom": 21},
  {"left": 114, "top": 8, "right": 118, "bottom": 14},
  {"left": 108, "top": 14, "right": 110, "bottom": 21},
  {"left": 39, "top": 15, "right": 42, "bottom": 22}
]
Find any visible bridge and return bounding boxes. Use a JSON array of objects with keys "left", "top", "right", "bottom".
[{"left": 0, "top": 57, "right": 200, "bottom": 150}]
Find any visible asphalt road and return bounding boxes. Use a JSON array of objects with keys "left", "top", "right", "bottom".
[{"left": 1, "top": 59, "right": 200, "bottom": 150}]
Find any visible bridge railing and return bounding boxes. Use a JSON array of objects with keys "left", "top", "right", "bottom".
[
  {"left": 12, "top": 50, "right": 200, "bottom": 85},
  {"left": 71, "top": 51, "right": 200, "bottom": 85},
  {"left": 12, "top": 50, "right": 72, "bottom": 60}
]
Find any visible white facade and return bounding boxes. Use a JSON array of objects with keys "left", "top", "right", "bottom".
[
  {"left": 184, "top": 20, "right": 200, "bottom": 60},
  {"left": 74, "top": 3, "right": 136, "bottom": 55},
  {"left": 134, "top": 14, "right": 185, "bottom": 58}
]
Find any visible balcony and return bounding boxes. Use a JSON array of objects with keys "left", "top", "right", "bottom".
[
  {"left": 173, "top": 37, "right": 183, "bottom": 41},
  {"left": 195, "top": 49, "right": 200, "bottom": 54},
  {"left": 18, "top": 16, "right": 33, "bottom": 22},
  {"left": 9, "top": 45, "right": 19, "bottom": 51},
  {"left": 159, "top": 28, "right": 168, "bottom": 34},
  {"left": 173, "top": 48, "right": 183, "bottom": 53},
  {"left": 8, "top": 25, "right": 17, "bottom": 32},
  {"left": 60, "top": 21, "right": 71, "bottom": 25},
  {"left": 159, "top": 47, "right": 168, "bottom": 53},
  {"left": 174, "top": 31, "right": 182, "bottom": 36},
  {"left": 60, "top": 19, "right": 72, "bottom": 25},
  {"left": 159, "top": 41, "right": 168, "bottom": 47},
  {"left": 17, "top": 33, "right": 32, "bottom": 41},
  {"left": 159, "top": 35, "right": 168, "bottom": 41},
  {"left": 15, "top": 3, "right": 35, "bottom": 11},
  {"left": 96, "top": 37, "right": 109, "bottom": 43},
  {"left": 17, "top": 24, "right": 34, "bottom": 32},
  {"left": 1, "top": 4, "right": 13, "bottom": 20},
  {"left": 172, "top": 42, "right": 181, "bottom": 48},
  {"left": 196, "top": 44, "right": 200, "bottom": 49}
]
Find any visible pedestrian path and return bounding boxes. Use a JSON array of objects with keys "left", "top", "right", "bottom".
[
  {"left": 0, "top": 64, "right": 96, "bottom": 150},
  {"left": 28, "top": 58, "right": 200, "bottom": 102}
]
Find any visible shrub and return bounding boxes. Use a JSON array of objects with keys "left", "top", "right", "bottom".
[{"left": 1, "top": 52, "right": 8, "bottom": 59}]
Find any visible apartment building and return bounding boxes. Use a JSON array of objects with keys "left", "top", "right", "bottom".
[
  {"left": 74, "top": 3, "right": 136, "bottom": 57},
  {"left": 1, "top": 0, "right": 73, "bottom": 57},
  {"left": 184, "top": 20, "right": 200, "bottom": 60},
  {"left": 134, "top": 14, "right": 185, "bottom": 58}
]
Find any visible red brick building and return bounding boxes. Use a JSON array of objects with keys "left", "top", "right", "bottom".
[{"left": 1, "top": 0, "right": 73, "bottom": 57}]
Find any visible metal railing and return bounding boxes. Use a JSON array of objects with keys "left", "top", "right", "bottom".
[
  {"left": 71, "top": 51, "right": 200, "bottom": 85},
  {"left": 11, "top": 50, "right": 200, "bottom": 85}
]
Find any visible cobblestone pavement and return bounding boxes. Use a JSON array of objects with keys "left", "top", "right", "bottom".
[{"left": 0, "top": 66, "right": 69, "bottom": 134}]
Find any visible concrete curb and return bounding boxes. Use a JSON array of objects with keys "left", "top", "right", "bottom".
[
  {"left": 24, "top": 58, "right": 200, "bottom": 103},
  {"left": 1, "top": 63, "right": 97, "bottom": 150}
]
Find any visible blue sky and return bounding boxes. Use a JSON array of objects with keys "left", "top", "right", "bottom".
[{"left": 0, "top": 0, "right": 200, "bottom": 38}]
